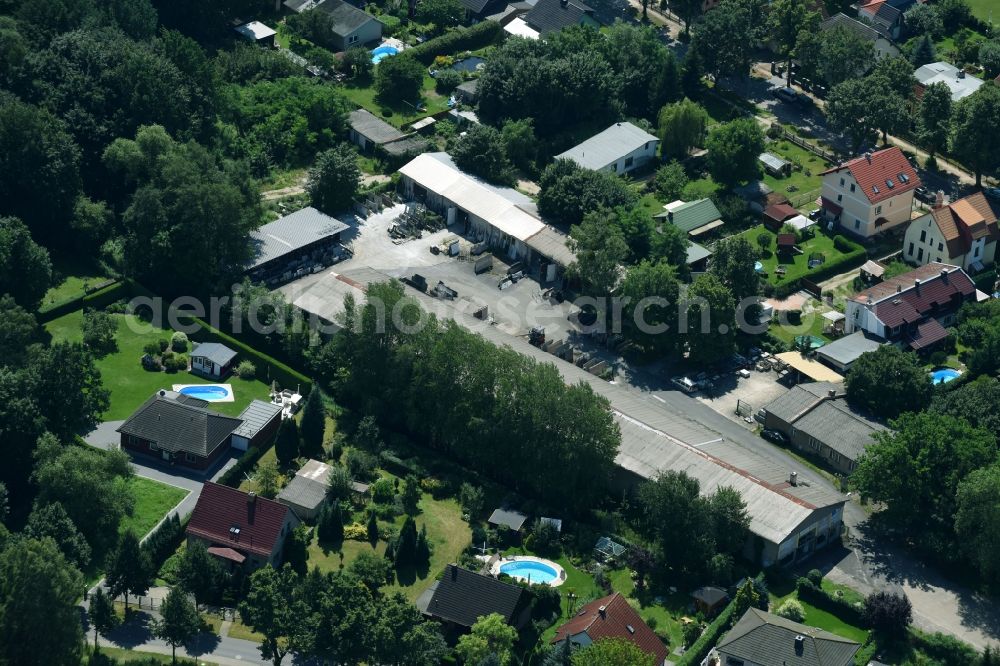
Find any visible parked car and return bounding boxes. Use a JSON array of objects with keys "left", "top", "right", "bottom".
[
  {"left": 914, "top": 186, "right": 935, "bottom": 204},
  {"left": 737, "top": 368, "right": 751, "bottom": 378},
  {"left": 773, "top": 86, "right": 799, "bottom": 104},
  {"left": 761, "top": 429, "right": 789, "bottom": 445},
  {"left": 671, "top": 376, "right": 698, "bottom": 393},
  {"left": 754, "top": 408, "right": 767, "bottom": 424}
]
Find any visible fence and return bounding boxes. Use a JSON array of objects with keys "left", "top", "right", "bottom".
[
  {"left": 787, "top": 188, "right": 822, "bottom": 209},
  {"left": 774, "top": 126, "right": 841, "bottom": 163}
]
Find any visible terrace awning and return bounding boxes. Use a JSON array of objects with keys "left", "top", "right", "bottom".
[
  {"left": 774, "top": 352, "right": 844, "bottom": 383},
  {"left": 207, "top": 546, "right": 246, "bottom": 564}
]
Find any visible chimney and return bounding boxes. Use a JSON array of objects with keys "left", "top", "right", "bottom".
[
  {"left": 866, "top": 295, "right": 874, "bottom": 310},
  {"left": 827, "top": 389, "right": 837, "bottom": 399},
  {"left": 795, "top": 635, "right": 805, "bottom": 653},
  {"left": 934, "top": 190, "right": 945, "bottom": 208},
  {"left": 598, "top": 605, "right": 607, "bottom": 619},
  {"left": 247, "top": 491, "right": 257, "bottom": 524},
  {"left": 914, "top": 278, "right": 921, "bottom": 294},
  {"left": 941, "top": 268, "right": 948, "bottom": 283},
  {"left": 789, "top": 471, "right": 798, "bottom": 486},
  {"left": 864, "top": 151, "right": 872, "bottom": 164},
  {"left": 958, "top": 70, "right": 966, "bottom": 79},
  {"left": 896, "top": 283, "right": 902, "bottom": 294}
]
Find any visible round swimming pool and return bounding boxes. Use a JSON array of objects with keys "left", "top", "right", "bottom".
[
  {"left": 754, "top": 261, "right": 764, "bottom": 273},
  {"left": 930, "top": 367, "right": 961, "bottom": 385},
  {"left": 371, "top": 45, "right": 399, "bottom": 64},
  {"left": 179, "top": 385, "right": 231, "bottom": 400},
  {"left": 498, "top": 559, "right": 560, "bottom": 585}
]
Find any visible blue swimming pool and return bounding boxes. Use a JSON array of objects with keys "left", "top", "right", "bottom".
[
  {"left": 499, "top": 560, "right": 558, "bottom": 584},
  {"left": 930, "top": 368, "right": 961, "bottom": 384},
  {"left": 179, "top": 385, "right": 231, "bottom": 401},
  {"left": 371, "top": 45, "right": 398, "bottom": 64}
]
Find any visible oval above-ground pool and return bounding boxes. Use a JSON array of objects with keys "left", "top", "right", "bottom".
[
  {"left": 930, "top": 367, "right": 962, "bottom": 385},
  {"left": 494, "top": 556, "right": 565, "bottom": 587},
  {"left": 173, "top": 384, "right": 233, "bottom": 402},
  {"left": 371, "top": 45, "right": 398, "bottom": 64}
]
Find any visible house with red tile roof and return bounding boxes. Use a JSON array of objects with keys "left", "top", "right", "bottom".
[
  {"left": 903, "top": 192, "right": 1000, "bottom": 272},
  {"left": 186, "top": 482, "right": 298, "bottom": 569},
  {"left": 844, "top": 262, "right": 978, "bottom": 352},
  {"left": 551, "top": 593, "right": 668, "bottom": 665},
  {"left": 820, "top": 147, "right": 921, "bottom": 238}
]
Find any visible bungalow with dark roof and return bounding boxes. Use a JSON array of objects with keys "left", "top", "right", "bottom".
[
  {"left": 523, "top": 0, "right": 600, "bottom": 36},
  {"left": 416, "top": 564, "right": 531, "bottom": 631},
  {"left": 552, "top": 593, "right": 668, "bottom": 665},
  {"left": 187, "top": 483, "right": 298, "bottom": 569},
  {"left": 820, "top": 147, "right": 921, "bottom": 238},
  {"left": 845, "top": 262, "right": 978, "bottom": 351},
  {"left": 293, "top": 0, "right": 382, "bottom": 51},
  {"left": 718, "top": 608, "right": 861, "bottom": 666},
  {"left": 903, "top": 192, "right": 999, "bottom": 273}
]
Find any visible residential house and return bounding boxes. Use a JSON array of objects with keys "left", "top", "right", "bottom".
[
  {"left": 820, "top": 147, "right": 921, "bottom": 237},
  {"left": 761, "top": 382, "right": 887, "bottom": 473},
  {"left": 845, "top": 262, "right": 978, "bottom": 351},
  {"left": 656, "top": 198, "right": 724, "bottom": 237},
  {"left": 458, "top": 0, "right": 509, "bottom": 21},
  {"left": 914, "top": 61, "right": 984, "bottom": 102},
  {"left": 903, "top": 192, "right": 999, "bottom": 272},
  {"left": 190, "top": 342, "right": 237, "bottom": 380},
  {"left": 186, "top": 483, "right": 299, "bottom": 569},
  {"left": 523, "top": 0, "right": 600, "bottom": 36},
  {"left": 117, "top": 391, "right": 244, "bottom": 470},
  {"left": 717, "top": 608, "right": 861, "bottom": 666},
  {"left": 277, "top": 459, "right": 332, "bottom": 521},
  {"left": 398, "top": 152, "right": 575, "bottom": 271},
  {"left": 858, "top": 0, "right": 904, "bottom": 41},
  {"left": 416, "top": 564, "right": 531, "bottom": 630},
  {"left": 551, "top": 593, "right": 669, "bottom": 665},
  {"left": 118, "top": 392, "right": 283, "bottom": 468},
  {"left": 234, "top": 21, "right": 277, "bottom": 47},
  {"left": 556, "top": 122, "right": 658, "bottom": 176},
  {"left": 814, "top": 330, "right": 883, "bottom": 373},
  {"left": 308, "top": 0, "right": 383, "bottom": 51},
  {"left": 819, "top": 13, "right": 899, "bottom": 60}
]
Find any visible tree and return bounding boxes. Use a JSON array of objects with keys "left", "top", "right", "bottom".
[
  {"left": 299, "top": 387, "right": 326, "bottom": 456},
  {"left": 711, "top": 236, "right": 759, "bottom": 303},
  {"left": 0, "top": 538, "right": 83, "bottom": 666},
  {"left": 619, "top": 260, "right": 681, "bottom": 354},
  {"left": 681, "top": 48, "right": 704, "bottom": 100},
  {"left": 980, "top": 40, "right": 1000, "bottom": 79},
  {"left": 394, "top": 515, "right": 419, "bottom": 567},
  {"left": 456, "top": 613, "right": 519, "bottom": 666},
  {"left": 452, "top": 124, "right": 514, "bottom": 185},
  {"left": 106, "top": 531, "right": 151, "bottom": 611},
  {"left": 88, "top": 586, "right": 119, "bottom": 651},
  {"left": 275, "top": 418, "right": 300, "bottom": 467},
  {"left": 27, "top": 343, "right": 109, "bottom": 441},
  {"left": 937, "top": 0, "right": 972, "bottom": 32},
  {"left": 415, "top": 0, "right": 464, "bottom": 32},
  {"left": 845, "top": 346, "right": 932, "bottom": 419},
  {"left": 768, "top": 0, "right": 818, "bottom": 85},
  {"left": 317, "top": 501, "right": 344, "bottom": 546},
  {"left": 732, "top": 578, "right": 761, "bottom": 619},
  {"left": 355, "top": 415, "right": 384, "bottom": 454},
  {"left": 572, "top": 637, "right": 655, "bottom": 666},
  {"left": 670, "top": 0, "right": 704, "bottom": 37},
  {"left": 0, "top": 295, "right": 38, "bottom": 364},
  {"left": 154, "top": 587, "right": 202, "bottom": 664},
  {"left": 342, "top": 47, "right": 373, "bottom": 79},
  {"left": 375, "top": 54, "right": 425, "bottom": 104},
  {"left": 684, "top": 272, "right": 736, "bottom": 365},
  {"left": 705, "top": 118, "right": 765, "bottom": 187},
  {"left": 905, "top": 4, "right": 943, "bottom": 39},
  {"left": 326, "top": 465, "right": 353, "bottom": 501},
  {"left": 826, "top": 78, "right": 878, "bottom": 152},
  {"left": 657, "top": 99, "right": 708, "bottom": 159},
  {"left": 24, "top": 501, "right": 92, "bottom": 570},
  {"left": 691, "top": 1, "right": 754, "bottom": 81},
  {"left": 350, "top": 550, "right": 393, "bottom": 594},
  {"left": 307, "top": 144, "right": 360, "bottom": 215},
  {"left": 566, "top": 212, "right": 629, "bottom": 297},
  {"left": 255, "top": 460, "right": 280, "bottom": 499},
  {"left": 910, "top": 34, "right": 937, "bottom": 67},
  {"left": 366, "top": 510, "right": 380, "bottom": 545},
  {"left": 863, "top": 590, "right": 912, "bottom": 639},
  {"left": 82, "top": 308, "right": 118, "bottom": 357},
  {"left": 931, "top": 376, "right": 1000, "bottom": 444},
  {"left": 538, "top": 159, "right": 639, "bottom": 227},
  {"left": 955, "top": 464, "right": 1000, "bottom": 587},
  {"left": 501, "top": 119, "right": 537, "bottom": 172},
  {"left": 240, "top": 564, "right": 299, "bottom": 666},
  {"left": 707, "top": 485, "right": 750, "bottom": 557},
  {"left": 0, "top": 215, "right": 53, "bottom": 310},
  {"left": 853, "top": 413, "right": 996, "bottom": 552},
  {"left": 402, "top": 474, "right": 421, "bottom": 515},
  {"left": 371, "top": 593, "right": 448, "bottom": 666},
  {"left": 415, "top": 524, "right": 431, "bottom": 565},
  {"left": 638, "top": 471, "right": 714, "bottom": 577},
  {"left": 917, "top": 81, "right": 952, "bottom": 158},
  {"left": 653, "top": 161, "right": 689, "bottom": 201},
  {"left": 459, "top": 482, "right": 484, "bottom": 519},
  {"left": 951, "top": 84, "right": 1000, "bottom": 187}
]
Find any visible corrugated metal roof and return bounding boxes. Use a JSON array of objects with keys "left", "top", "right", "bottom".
[
  {"left": 525, "top": 226, "right": 576, "bottom": 267},
  {"left": 815, "top": 332, "right": 882, "bottom": 367},
  {"left": 685, "top": 241, "right": 712, "bottom": 265},
  {"left": 555, "top": 122, "right": 658, "bottom": 171},
  {"left": 233, "top": 399, "right": 283, "bottom": 440},
  {"left": 277, "top": 475, "right": 328, "bottom": 511},
  {"left": 775, "top": 352, "right": 844, "bottom": 383},
  {"left": 659, "top": 199, "right": 723, "bottom": 234},
  {"left": 249, "top": 207, "right": 350, "bottom": 269},
  {"left": 349, "top": 109, "right": 405, "bottom": 145},
  {"left": 398, "top": 153, "right": 545, "bottom": 242}
]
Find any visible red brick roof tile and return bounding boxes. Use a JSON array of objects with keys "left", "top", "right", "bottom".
[
  {"left": 552, "top": 593, "right": 668, "bottom": 664},
  {"left": 822, "top": 147, "right": 921, "bottom": 204},
  {"left": 187, "top": 483, "right": 292, "bottom": 559}
]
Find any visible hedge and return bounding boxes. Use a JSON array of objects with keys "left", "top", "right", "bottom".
[
  {"left": 773, "top": 242, "right": 867, "bottom": 299},
  {"left": 676, "top": 595, "right": 740, "bottom": 666},
  {"left": 407, "top": 21, "right": 503, "bottom": 65},
  {"left": 177, "top": 314, "right": 313, "bottom": 396},
  {"left": 37, "top": 278, "right": 123, "bottom": 323},
  {"left": 141, "top": 513, "right": 186, "bottom": 569},
  {"left": 796, "top": 578, "right": 865, "bottom": 627},
  {"left": 217, "top": 438, "right": 274, "bottom": 489}
]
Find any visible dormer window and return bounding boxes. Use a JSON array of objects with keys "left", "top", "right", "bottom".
[
  {"left": 873, "top": 184, "right": 880, "bottom": 194},
  {"left": 899, "top": 173, "right": 909, "bottom": 183},
  {"left": 886, "top": 178, "right": 895, "bottom": 189}
]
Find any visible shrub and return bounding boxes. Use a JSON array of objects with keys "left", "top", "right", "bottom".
[
  {"left": 158, "top": 338, "right": 169, "bottom": 353},
  {"left": 170, "top": 331, "right": 189, "bottom": 352},
  {"left": 862, "top": 590, "right": 912, "bottom": 639},
  {"left": 143, "top": 342, "right": 161, "bottom": 357},
  {"left": 163, "top": 354, "right": 188, "bottom": 373},
  {"left": 682, "top": 621, "right": 702, "bottom": 648},
  {"left": 371, "top": 477, "right": 396, "bottom": 504},
  {"left": 406, "top": 21, "right": 502, "bottom": 65},
  {"left": 236, "top": 360, "right": 256, "bottom": 379},
  {"left": 807, "top": 569, "right": 823, "bottom": 587},
  {"left": 434, "top": 68, "right": 462, "bottom": 93},
  {"left": 344, "top": 522, "right": 367, "bottom": 540},
  {"left": 82, "top": 308, "right": 118, "bottom": 355},
  {"left": 929, "top": 350, "right": 948, "bottom": 367},
  {"left": 346, "top": 448, "right": 378, "bottom": 481},
  {"left": 775, "top": 599, "right": 806, "bottom": 622},
  {"left": 833, "top": 234, "right": 855, "bottom": 253}
]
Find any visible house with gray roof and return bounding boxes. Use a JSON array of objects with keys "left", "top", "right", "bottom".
[
  {"left": 555, "top": 122, "right": 658, "bottom": 175},
  {"left": 231, "top": 400, "right": 284, "bottom": 452},
  {"left": 488, "top": 508, "right": 529, "bottom": 532},
  {"left": 190, "top": 342, "right": 238, "bottom": 379},
  {"left": 277, "top": 459, "right": 333, "bottom": 521},
  {"left": 914, "top": 61, "right": 984, "bottom": 102},
  {"left": 309, "top": 0, "right": 382, "bottom": 51},
  {"left": 349, "top": 109, "right": 405, "bottom": 152},
  {"left": 814, "top": 331, "right": 882, "bottom": 373},
  {"left": 248, "top": 206, "right": 350, "bottom": 284},
  {"left": 718, "top": 608, "right": 861, "bottom": 666},
  {"left": 819, "top": 13, "right": 898, "bottom": 61},
  {"left": 117, "top": 391, "right": 244, "bottom": 471},
  {"left": 762, "top": 382, "right": 887, "bottom": 474},
  {"left": 523, "top": 0, "right": 599, "bottom": 36}
]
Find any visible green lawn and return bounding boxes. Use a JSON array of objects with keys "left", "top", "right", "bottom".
[
  {"left": 768, "top": 576, "right": 869, "bottom": 644},
  {"left": 968, "top": 0, "right": 995, "bottom": 22},
  {"left": 637, "top": 192, "right": 665, "bottom": 217},
  {"left": 42, "top": 256, "right": 109, "bottom": 308},
  {"left": 45, "top": 311, "right": 272, "bottom": 420},
  {"left": 120, "top": 477, "right": 188, "bottom": 538},
  {"left": 741, "top": 224, "right": 842, "bottom": 286},
  {"left": 84, "top": 647, "right": 217, "bottom": 665},
  {"left": 768, "top": 311, "right": 830, "bottom": 346},
  {"left": 339, "top": 73, "right": 450, "bottom": 130},
  {"left": 762, "top": 140, "right": 830, "bottom": 207}
]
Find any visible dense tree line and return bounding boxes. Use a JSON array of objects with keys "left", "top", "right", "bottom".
[{"left": 313, "top": 281, "right": 621, "bottom": 510}]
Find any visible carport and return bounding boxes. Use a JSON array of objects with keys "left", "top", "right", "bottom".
[{"left": 774, "top": 351, "right": 844, "bottom": 384}]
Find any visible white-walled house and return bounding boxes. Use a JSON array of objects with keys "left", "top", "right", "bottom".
[
  {"left": 903, "top": 193, "right": 999, "bottom": 272},
  {"left": 555, "top": 122, "right": 659, "bottom": 176},
  {"left": 820, "top": 147, "right": 921, "bottom": 238}
]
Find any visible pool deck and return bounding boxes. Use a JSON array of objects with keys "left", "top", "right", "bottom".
[{"left": 490, "top": 555, "right": 567, "bottom": 587}]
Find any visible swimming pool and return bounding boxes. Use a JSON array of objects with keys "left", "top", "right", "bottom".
[
  {"left": 754, "top": 260, "right": 764, "bottom": 273},
  {"left": 371, "top": 45, "right": 399, "bottom": 64},
  {"left": 172, "top": 383, "right": 234, "bottom": 402},
  {"left": 930, "top": 368, "right": 961, "bottom": 385},
  {"left": 494, "top": 556, "right": 565, "bottom": 586}
]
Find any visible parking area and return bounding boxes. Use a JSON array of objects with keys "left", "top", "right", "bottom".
[{"left": 694, "top": 367, "right": 790, "bottom": 428}]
